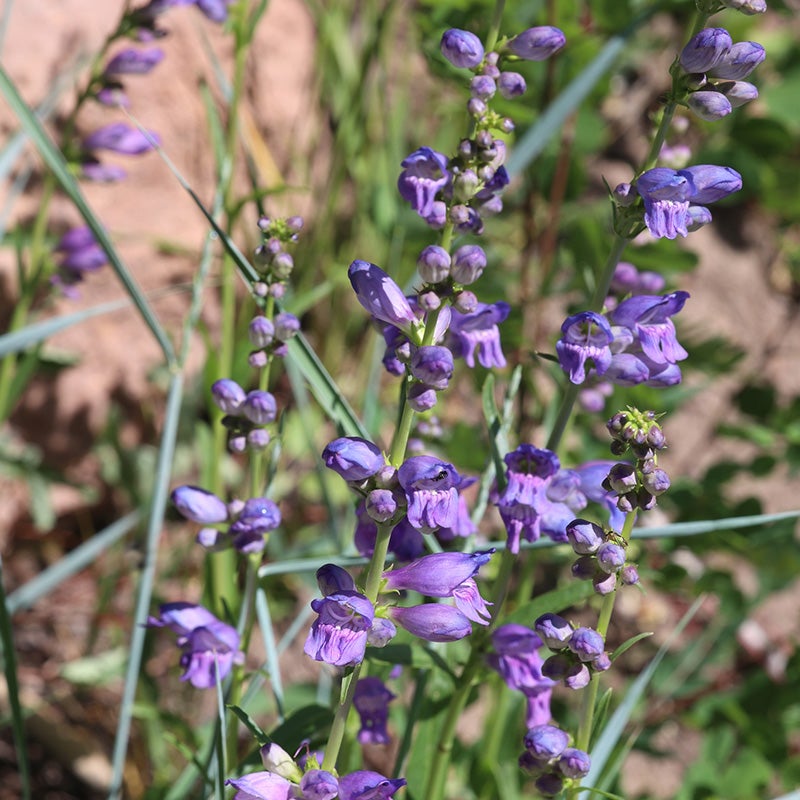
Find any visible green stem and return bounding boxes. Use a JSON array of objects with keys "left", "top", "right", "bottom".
[
  {"left": 321, "top": 522, "right": 393, "bottom": 772},
  {"left": 485, "top": 0, "right": 506, "bottom": 53}
]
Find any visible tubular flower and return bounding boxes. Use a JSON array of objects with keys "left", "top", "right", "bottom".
[
  {"left": 397, "top": 147, "right": 451, "bottom": 219},
  {"left": 446, "top": 302, "right": 510, "bottom": 368},
  {"left": 556, "top": 311, "right": 614, "bottom": 384},
  {"left": 148, "top": 602, "right": 244, "bottom": 689},
  {"left": 322, "top": 436, "right": 385, "bottom": 482},
  {"left": 353, "top": 677, "right": 396, "bottom": 744},
  {"left": 348, "top": 260, "right": 419, "bottom": 334},
  {"left": 304, "top": 592, "right": 375, "bottom": 667},
  {"left": 397, "top": 456, "right": 461, "bottom": 534},
  {"left": 389, "top": 603, "right": 473, "bottom": 642},
  {"left": 382, "top": 550, "right": 493, "bottom": 596}
]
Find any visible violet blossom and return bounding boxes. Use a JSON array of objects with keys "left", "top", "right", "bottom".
[
  {"left": 304, "top": 591, "right": 375, "bottom": 667},
  {"left": 353, "top": 677, "right": 395, "bottom": 744},
  {"left": 397, "top": 147, "right": 451, "bottom": 219},
  {"left": 397, "top": 455, "right": 460, "bottom": 534},
  {"left": 446, "top": 301, "right": 510, "bottom": 368}
]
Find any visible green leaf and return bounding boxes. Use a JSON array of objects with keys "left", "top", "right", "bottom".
[
  {"left": 366, "top": 643, "right": 457, "bottom": 681},
  {"left": 228, "top": 704, "right": 269, "bottom": 746},
  {"left": 503, "top": 580, "right": 596, "bottom": 626},
  {"left": 60, "top": 647, "right": 128, "bottom": 685},
  {"left": 610, "top": 631, "right": 653, "bottom": 662},
  {"left": 269, "top": 704, "right": 334, "bottom": 751}
]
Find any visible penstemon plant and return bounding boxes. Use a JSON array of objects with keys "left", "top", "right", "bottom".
[{"left": 2, "top": 1, "right": 798, "bottom": 800}]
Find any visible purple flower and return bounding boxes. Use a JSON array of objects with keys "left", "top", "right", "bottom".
[
  {"left": 596, "top": 542, "right": 626, "bottom": 573},
  {"left": 367, "top": 617, "right": 398, "bottom": 647},
  {"left": 446, "top": 302, "right": 510, "bottom": 368},
  {"left": 82, "top": 122, "right": 160, "bottom": 155},
  {"left": 322, "top": 436, "right": 384, "bottom": 481},
  {"left": 348, "top": 260, "right": 419, "bottom": 333},
  {"left": 52, "top": 226, "right": 108, "bottom": 292},
  {"left": 710, "top": 41, "right": 766, "bottom": 80},
  {"left": 718, "top": 80, "right": 759, "bottom": 107},
  {"left": 451, "top": 244, "right": 487, "bottom": 284},
  {"left": 565, "top": 518, "right": 604, "bottom": 555},
  {"left": 242, "top": 390, "right": 277, "bottom": 424},
  {"left": 409, "top": 345, "right": 454, "bottom": 390},
  {"left": 316, "top": 563, "right": 357, "bottom": 595},
  {"left": 453, "top": 578, "right": 492, "bottom": 625},
  {"left": 417, "top": 245, "right": 451, "bottom": 284},
  {"left": 338, "top": 771, "right": 406, "bottom": 800},
  {"left": 103, "top": 47, "right": 165, "bottom": 76},
  {"left": 227, "top": 497, "right": 281, "bottom": 553},
  {"left": 679, "top": 28, "right": 732, "bottom": 73},
  {"left": 688, "top": 90, "right": 732, "bottom": 121},
  {"left": 559, "top": 748, "right": 591, "bottom": 779},
  {"left": 389, "top": 603, "right": 473, "bottom": 642},
  {"left": 304, "top": 592, "right": 375, "bottom": 667},
  {"left": 524, "top": 724, "right": 569, "bottom": 760},
  {"left": 568, "top": 627, "right": 605, "bottom": 662},
  {"left": 383, "top": 550, "right": 492, "bottom": 596},
  {"left": 397, "top": 147, "right": 451, "bottom": 219},
  {"left": 440, "top": 29, "right": 484, "bottom": 69},
  {"left": 610, "top": 291, "right": 690, "bottom": 365},
  {"left": 171, "top": 485, "right": 229, "bottom": 524},
  {"left": 500, "top": 446, "right": 560, "bottom": 507},
  {"left": 211, "top": 378, "right": 247, "bottom": 414},
  {"left": 556, "top": 311, "right": 614, "bottom": 384},
  {"left": 80, "top": 161, "right": 128, "bottom": 182},
  {"left": 534, "top": 613, "right": 573, "bottom": 650},
  {"left": 353, "top": 677, "right": 395, "bottom": 744},
  {"left": 507, "top": 26, "right": 566, "bottom": 61},
  {"left": 196, "top": 0, "right": 231, "bottom": 23},
  {"left": 148, "top": 602, "right": 244, "bottom": 688},
  {"left": 226, "top": 771, "right": 294, "bottom": 800},
  {"left": 488, "top": 624, "right": 554, "bottom": 727},
  {"left": 498, "top": 71, "right": 527, "bottom": 98},
  {"left": 301, "top": 770, "right": 339, "bottom": 800},
  {"left": 397, "top": 456, "right": 460, "bottom": 534}
]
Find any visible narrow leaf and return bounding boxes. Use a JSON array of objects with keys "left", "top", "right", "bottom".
[
  {"left": 228, "top": 704, "right": 269, "bottom": 746},
  {"left": 610, "top": 631, "right": 653, "bottom": 662}
]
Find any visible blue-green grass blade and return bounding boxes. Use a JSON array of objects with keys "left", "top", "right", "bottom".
[
  {"left": 772, "top": 791, "right": 800, "bottom": 800},
  {"left": 107, "top": 373, "right": 184, "bottom": 800},
  {"left": 214, "top": 662, "right": 227, "bottom": 800},
  {"left": 507, "top": 11, "right": 655, "bottom": 179},
  {"left": 253, "top": 586, "right": 285, "bottom": 720},
  {"left": 6, "top": 510, "right": 139, "bottom": 614},
  {"left": 0, "top": 556, "right": 31, "bottom": 799},
  {"left": 630, "top": 509, "right": 800, "bottom": 539},
  {"left": 0, "top": 66, "right": 176, "bottom": 364},
  {"left": 577, "top": 595, "right": 706, "bottom": 799},
  {"left": 0, "top": 300, "right": 129, "bottom": 358},
  {"left": 259, "top": 555, "right": 368, "bottom": 579}
]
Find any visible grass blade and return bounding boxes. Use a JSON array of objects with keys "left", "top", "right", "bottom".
[{"left": 0, "top": 555, "right": 31, "bottom": 799}]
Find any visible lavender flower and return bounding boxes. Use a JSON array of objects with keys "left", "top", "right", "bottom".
[
  {"left": 171, "top": 485, "right": 229, "bottom": 524},
  {"left": 322, "top": 436, "right": 385, "bottom": 481},
  {"left": 409, "top": 345, "right": 454, "bottom": 390},
  {"left": 227, "top": 497, "right": 281, "bottom": 553},
  {"left": 301, "top": 770, "right": 339, "bottom": 800},
  {"left": 82, "top": 122, "right": 160, "bottom": 155},
  {"left": 226, "top": 772, "right": 293, "bottom": 800},
  {"left": 382, "top": 550, "right": 493, "bottom": 596},
  {"left": 710, "top": 41, "right": 766, "bottom": 80},
  {"left": 440, "top": 29, "right": 484, "bottom": 69},
  {"left": 687, "top": 90, "right": 732, "bottom": 121},
  {"left": 498, "top": 71, "right": 527, "bottom": 99},
  {"left": 397, "top": 147, "right": 451, "bottom": 219},
  {"left": 397, "top": 456, "right": 460, "bottom": 533},
  {"left": 679, "top": 28, "right": 732, "bottom": 73},
  {"left": 304, "top": 592, "right": 375, "bottom": 667},
  {"left": 353, "top": 677, "right": 395, "bottom": 744},
  {"left": 506, "top": 26, "right": 566, "bottom": 61},
  {"left": 523, "top": 725, "right": 569, "bottom": 760},
  {"left": 211, "top": 378, "right": 247, "bottom": 414},
  {"left": 338, "top": 771, "right": 406, "bottom": 800},
  {"left": 446, "top": 302, "right": 510, "bottom": 368},
  {"left": 348, "top": 260, "right": 419, "bottom": 334},
  {"left": 389, "top": 603, "right": 473, "bottom": 642},
  {"left": 52, "top": 225, "right": 108, "bottom": 293},
  {"left": 103, "top": 47, "right": 165, "bottom": 76},
  {"left": 451, "top": 244, "right": 487, "bottom": 284},
  {"left": 556, "top": 311, "right": 614, "bottom": 384},
  {"left": 148, "top": 602, "right": 244, "bottom": 688}
]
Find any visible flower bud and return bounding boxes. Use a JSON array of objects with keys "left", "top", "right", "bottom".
[
  {"left": 453, "top": 168, "right": 480, "bottom": 202},
  {"left": 271, "top": 251, "right": 294, "bottom": 279},
  {"left": 451, "top": 244, "right": 487, "bottom": 285},
  {"left": 565, "top": 519, "right": 604, "bottom": 555},
  {"left": 260, "top": 742, "right": 303, "bottom": 782},
  {"left": 470, "top": 74, "right": 496, "bottom": 99},
  {"left": 535, "top": 773, "right": 565, "bottom": 797},
  {"left": 171, "top": 485, "right": 228, "bottom": 524},
  {"left": 407, "top": 383, "right": 438, "bottom": 412},
  {"left": 417, "top": 245, "right": 451, "bottom": 284},
  {"left": 409, "top": 345, "right": 454, "bottom": 390},
  {"left": 247, "top": 428, "right": 271, "bottom": 451},
  {"left": 621, "top": 565, "right": 640, "bottom": 585},
  {"left": 571, "top": 555, "right": 596, "bottom": 581},
  {"left": 717, "top": 80, "right": 758, "bottom": 108},
  {"left": 607, "top": 463, "right": 637, "bottom": 494},
  {"left": 679, "top": 28, "right": 732, "bottom": 73},
  {"left": 316, "top": 563, "right": 357, "bottom": 595},
  {"left": 687, "top": 205, "right": 713, "bottom": 232},
  {"left": 593, "top": 571, "right": 617, "bottom": 595},
  {"left": 568, "top": 627, "right": 605, "bottom": 662},
  {"left": 596, "top": 542, "right": 626, "bottom": 574},
  {"left": 242, "top": 390, "right": 277, "bottom": 424},
  {"left": 523, "top": 725, "right": 569, "bottom": 759},
  {"left": 688, "top": 90, "right": 732, "bottom": 121},
  {"left": 274, "top": 312, "right": 300, "bottom": 341},
  {"left": 367, "top": 617, "right": 397, "bottom": 647},
  {"left": 565, "top": 662, "right": 591, "bottom": 689},
  {"left": 558, "top": 748, "right": 591, "bottom": 779},
  {"left": 467, "top": 97, "right": 487, "bottom": 117},
  {"left": 721, "top": 0, "right": 766, "bottom": 13},
  {"left": 507, "top": 26, "right": 566, "bottom": 61},
  {"left": 211, "top": 378, "right": 246, "bottom": 414},
  {"left": 453, "top": 290, "right": 478, "bottom": 313},
  {"left": 365, "top": 489, "right": 398, "bottom": 523},
  {"left": 642, "top": 467, "right": 670, "bottom": 495},
  {"left": 248, "top": 316, "right": 274, "bottom": 347},
  {"left": 534, "top": 613, "right": 573, "bottom": 650},
  {"left": 711, "top": 41, "right": 766, "bottom": 80},
  {"left": 541, "top": 653, "right": 572, "bottom": 680},
  {"left": 322, "top": 436, "right": 384, "bottom": 481},
  {"left": 248, "top": 350, "right": 268, "bottom": 369},
  {"left": 440, "top": 28, "right": 484, "bottom": 69},
  {"left": 498, "top": 71, "right": 527, "bottom": 99}
]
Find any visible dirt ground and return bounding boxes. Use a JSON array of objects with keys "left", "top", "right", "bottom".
[{"left": 1, "top": 2, "right": 798, "bottom": 798}]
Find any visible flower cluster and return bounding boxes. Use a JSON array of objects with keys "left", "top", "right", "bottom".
[
  {"left": 614, "top": 164, "right": 742, "bottom": 240},
  {"left": 493, "top": 445, "right": 622, "bottom": 553},
  {"left": 566, "top": 518, "right": 640, "bottom": 596},
  {"left": 147, "top": 602, "right": 244, "bottom": 689},
  {"left": 536, "top": 615, "right": 611, "bottom": 689},
  {"left": 679, "top": 27, "right": 765, "bottom": 121},
  {"left": 304, "top": 549, "right": 493, "bottom": 668},
  {"left": 519, "top": 725, "right": 591, "bottom": 797},
  {"left": 51, "top": 226, "right": 109, "bottom": 296},
  {"left": 171, "top": 485, "right": 281, "bottom": 554},
  {"left": 228, "top": 743, "right": 406, "bottom": 800},
  {"left": 557, "top": 290, "right": 690, "bottom": 388}
]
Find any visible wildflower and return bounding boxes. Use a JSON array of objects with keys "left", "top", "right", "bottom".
[
  {"left": 446, "top": 302, "right": 510, "bottom": 368},
  {"left": 52, "top": 225, "right": 108, "bottom": 293},
  {"left": 242, "top": 391, "right": 277, "bottom": 424},
  {"left": 417, "top": 245, "right": 451, "bottom": 284},
  {"left": 523, "top": 725, "right": 569, "bottom": 760},
  {"left": 451, "top": 244, "right": 487, "bottom": 284},
  {"left": 226, "top": 772, "right": 293, "bottom": 800},
  {"left": 211, "top": 378, "right": 247, "bottom": 414},
  {"left": 500, "top": 446, "right": 560, "bottom": 507},
  {"left": 227, "top": 497, "right": 281, "bottom": 553},
  {"left": 498, "top": 71, "right": 527, "bottom": 98},
  {"left": 82, "top": 122, "right": 160, "bottom": 155},
  {"left": 304, "top": 592, "right": 375, "bottom": 667},
  {"left": 556, "top": 311, "right": 614, "bottom": 384},
  {"left": 534, "top": 613, "right": 573, "bottom": 650},
  {"left": 348, "top": 260, "right": 419, "bottom": 334},
  {"left": 338, "top": 771, "right": 406, "bottom": 800},
  {"left": 103, "top": 47, "right": 164, "bottom": 76},
  {"left": 322, "top": 436, "right": 385, "bottom": 482},
  {"left": 382, "top": 550, "right": 493, "bottom": 596},
  {"left": 409, "top": 345, "right": 454, "bottom": 390},
  {"left": 148, "top": 602, "right": 244, "bottom": 689},
  {"left": 559, "top": 748, "right": 591, "bottom": 779},
  {"left": 688, "top": 90, "right": 732, "bottom": 121},
  {"left": 568, "top": 627, "right": 605, "bottom": 662},
  {"left": 353, "top": 677, "right": 395, "bottom": 744},
  {"left": 171, "top": 485, "right": 229, "bottom": 524},
  {"left": 389, "top": 603, "right": 473, "bottom": 642},
  {"left": 316, "top": 563, "right": 357, "bottom": 596},
  {"left": 679, "top": 28, "right": 732, "bottom": 73},
  {"left": 397, "top": 456, "right": 460, "bottom": 534},
  {"left": 301, "top": 770, "right": 339, "bottom": 800},
  {"left": 259, "top": 743, "right": 303, "bottom": 782},
  {"left": 440, "top": 29, "right": 484, "bottom": 69},
  {"left": 506, "top": 26, "right": 566, "bottom": 61},
  {"left": 710, "top": 41, "right": 766, "bottom": 80},
  {"left": 397, "top": 147, "right": 451, "bottom": 219}
]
